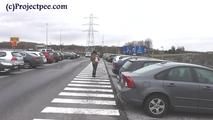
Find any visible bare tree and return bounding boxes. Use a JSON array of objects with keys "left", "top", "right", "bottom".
[{"left": 145, "top": 38, "right": 153, "bottom": 49}]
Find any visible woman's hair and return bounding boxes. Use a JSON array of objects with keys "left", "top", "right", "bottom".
[{"left": 92, "top": 50, "right": 97, "bottom": 54}]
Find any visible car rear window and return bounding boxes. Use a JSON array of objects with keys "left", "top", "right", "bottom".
[
  {"left": 133, "top": 63, "right": 162, "bottom": 74},
  {"left": 0, "top": 52, "right": 6, "bottom": 57},
  {"left": 12, "top": 52, "right": 22, "bottom": 57},
  {"left": 28, "top": 53, "right": 38, "bottom": 57},
  {"left": 39, "top": 53, "right": 44, "bottom": 56},
  {"left": 122, "top": 61, "right": 133, "bottom": 69},
  {"left": 143, "top": 61, "right": 162, "bottom": 67},
  {"left": 32, "top": 53, "right": 39, "bottom": 56}
]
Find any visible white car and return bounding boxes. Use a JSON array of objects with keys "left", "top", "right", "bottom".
[
  {"left": 0, "top": 50, "right": 24, "bottom": 69},
  {"left": 85, "top": 52, "right": 91, "bottom": 57}
]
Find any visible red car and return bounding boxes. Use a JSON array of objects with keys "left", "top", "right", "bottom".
[{"left": 42, "top": 52, "right": 55, "bottom": 63}]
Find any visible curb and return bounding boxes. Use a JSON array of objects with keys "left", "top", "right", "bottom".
[{"left": 103, "top": 60, "right": 128, "bottom": 120}]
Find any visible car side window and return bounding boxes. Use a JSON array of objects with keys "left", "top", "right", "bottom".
[
  {"left": 193, "top": 68, "right": 213, "bottom": 84},
  {"left": 167, "top": 67, "right": 193, "bottom": 82},
  {"left": 156, "top": 67, "right": 193, "bottom": 82},
  {"left": 155, "top": 70, "right": 169, "bottom": 80}
]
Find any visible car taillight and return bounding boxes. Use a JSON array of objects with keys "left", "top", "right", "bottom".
[
  {"left": 11, "top": 57, "right": 17, "bottom": 61},
  {"left": 123, "top": 75, "right": 135, "bottom": 88}
]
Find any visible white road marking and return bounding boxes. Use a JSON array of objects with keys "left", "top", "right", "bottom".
[
  {"left": 59, "top": 92, "right": 114, "bottom": 98},
  {"left": 64, "top": 87, "right": 113, "bottom": 93},
  {"left": 74, "top": 78, "right": 110, "bottom": 82},
  {"left": 71, "top": 81, "right": 110, "bottom": 85},
  {"left": 0, "top": 76, "right": 8, "bottom": 79},
  {"left": 51, "top": 98, "right": 116, "bottom": 105},
  {"left": 78, "top": 73, "right": 93, "bottom": 75},
  {"left": 13, "top": 69, "right": 34, "bottom": 74},
  {"left": 33, "top": 119, "right": 56, "bottom": 120},
  {"left": 41, "top": 107, "right": 120, "bottom": 116},
  {"left": 76, "top": 76, "right": 105, "bottom": 78},
  {"left": 68, "top": 84, "right": 111, "bottom": 88},
  {"left": 76, "top": 76, "right": 104, "bottom": 78}
]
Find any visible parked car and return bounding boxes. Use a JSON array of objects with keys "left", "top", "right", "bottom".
[
  {"left": 112, "top": 55, "right": 129, "bottom": 64},
  {"left": 20, "top": 52, "right": 43, "bottom": 68},
  {"left": 119, "top": 58, "right": 164, "bottom": 78},
  {"left": 72, "top": 52, "right": 80, "bottom": 58},
  {"left": 63, "top": 52, "right": 78, "bottom": 59},
  {"left": 25, "top": 51, "right": 47, "bottom": 63},
  {"left": 57, "top": 52, "right": 64, "bottom": 60},
  {"left": 85, "top": 52, "right": 91, "bottom": 57},
  {"left": 49, "top": 52, "right": 60, "bottom": 62},
  {"left": 63, "top": 52, "right": 72, "bottom": 59},
  {"left": 106, "top": 54, "right": 117, "bottom": 62},
  {"left": 0, "top": 50, "right": 24, "bottom": 69},
  {"left": 42, "top": 51, "right": 55, "bottom": 63},
  {"left": 119, "top": 62, "right": 213, "bottom": 118},
  {"left": 0, "top": 61, "right": 16, "bottom": 73},
  {"left": 112, "top": 56, "right": 140, "bottom": 75}
]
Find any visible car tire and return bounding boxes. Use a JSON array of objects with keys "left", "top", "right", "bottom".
[
  {"left": 144, "top": 94, "right": 169, "bottom": 118},
  {"left": 24, "top": 62, "right": 31, "bottom": 69}
]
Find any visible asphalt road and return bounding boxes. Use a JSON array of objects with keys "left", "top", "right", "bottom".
[
  {"left": 105, "top": 61, "right": 213, "bottom": 120},
  {"left": 0, "top": 58, "right": 127, "bottom": 120},
  {"left": 0, "top": 58, "right": 90, "bottom": 120}
]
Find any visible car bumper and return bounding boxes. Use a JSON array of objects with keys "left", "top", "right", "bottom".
[{"left": 118, "top": 84, "right": 144, "bottom": 105}]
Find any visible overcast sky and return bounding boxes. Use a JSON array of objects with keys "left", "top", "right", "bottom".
[{"left": 0, "top": 0, "right": 213, "bottom": 51}]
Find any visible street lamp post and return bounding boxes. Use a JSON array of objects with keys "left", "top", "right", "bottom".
[{"left": 46, "top": 23, "right": 48, "bottom": 49}]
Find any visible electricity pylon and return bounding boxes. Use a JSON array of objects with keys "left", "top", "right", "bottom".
[{"left": 83, "top": 14, "right": 98, "bottom": 52}]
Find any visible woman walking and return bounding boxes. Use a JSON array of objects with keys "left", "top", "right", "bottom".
[{"left": 90, "top": 50, "right": 99, "bottom": 77}]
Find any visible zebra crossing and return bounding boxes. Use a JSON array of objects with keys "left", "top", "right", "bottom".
[{"left": 33, "top": 60, "right": 121, "bottom": 120}]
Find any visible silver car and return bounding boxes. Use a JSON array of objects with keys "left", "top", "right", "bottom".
[
  {"left": 119, "top": 61, "right": 213, "bottom": 118},
  {"left": 0, "top": 50, "right": 24, "bottom": 69},
  {"left": 25, "top": 51, "right": 47, "bottom": 63}
]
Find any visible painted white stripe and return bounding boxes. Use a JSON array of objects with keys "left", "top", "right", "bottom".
[
  {"left": 71, "top": 81, "right": 110, "bottom": 85},
  {"left": 52, "top": 98, "right": 116, "bottom": 105},
  {"left": 79, "top": 72, "right": 91, "bottom": 74},
  {"left": 33, "top": 119, "right": 56, "bottom": 120},
  {"left": 75, "top": 76, "right": 106, "bottom": 79},
  {"left": 74, "top": 78, "right": 110, "bottom": 82},
  {"left": 41, "top": 107, "right": 120, "bottom": 116},
  {"left": 68, "top": 84, "right": 111, "bottom": 88},
  {"left": 59, "top": 92, "right": 114, "bottom": 98},
  {"left": 0, "top": 76, "right": 8, "bottom": 79},
  {"left": 76, "top": 75, "right": 105, "bottom": 78},
  {"left": 64, "top": 87, "right": 113, "bottom": 92}
]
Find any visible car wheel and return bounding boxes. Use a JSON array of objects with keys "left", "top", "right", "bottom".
[
  {"left": 144, "top": 95, "right": 169, "bottom": 118},
  {"left": 32, "top": 66, "right": 37, "bottom": 68},
  {"left": 24, "top": 62, "right": 31, "bottom": 69}
]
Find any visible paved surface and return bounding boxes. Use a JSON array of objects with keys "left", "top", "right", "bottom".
[
  {"left": 104, "top": 61, "right": 213, "bottom": 120},
  {"left": 0, "top": 58, "right": 90, "bottom": 120},
  {"left": 33, "top": 60, "right": 126, "bottom": 120}
]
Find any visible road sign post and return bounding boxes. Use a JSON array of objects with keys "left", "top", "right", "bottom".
[{"left": 10, "top": 37, "right": 19, "bottom": 49}]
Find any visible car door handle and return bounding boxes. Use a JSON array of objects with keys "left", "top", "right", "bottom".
[
  {"left": 202, "top": 86, "right": 211, "bottom": 90},
  {"left": 167, "top": 83, "right": 176, "bottom": 87}
]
